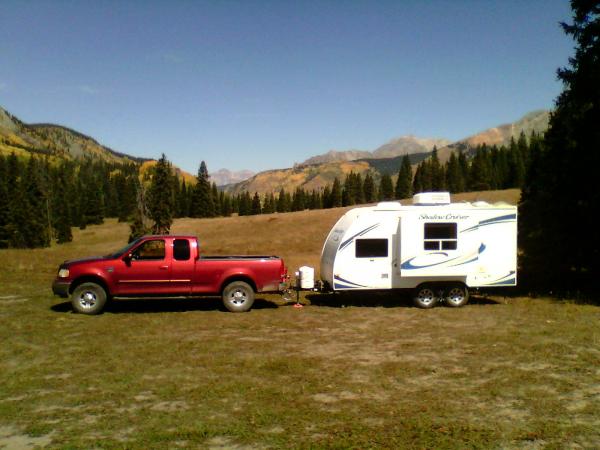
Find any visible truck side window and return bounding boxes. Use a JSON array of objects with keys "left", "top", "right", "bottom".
[
  {"left": 356, "top": 239, "right": 388, "bottom": 258},
  {"left": 173, "top": 239, "right": 190, "bottom": 261},
  {"left": 132, "top": 240, "right": 165, "bottom": 260},
  {"left": 424, "top": 223, "right": 457, "bottom": 251}
]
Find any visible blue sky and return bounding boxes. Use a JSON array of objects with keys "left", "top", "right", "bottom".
[{"left": 0, "top": 1, "right": 573, "bottom": 173}]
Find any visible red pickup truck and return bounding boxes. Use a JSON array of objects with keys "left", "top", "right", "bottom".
[{"left": 52, "top": 235, "right": 287, "bottom": 314}]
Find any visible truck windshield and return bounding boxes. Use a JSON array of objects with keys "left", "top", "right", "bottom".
[{"left": 105, "top": 238, "right": 142, "bottom": 258}]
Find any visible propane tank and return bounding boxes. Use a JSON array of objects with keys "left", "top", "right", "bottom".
[{"left": 298, "top": 266, "right": 315, "bottom": 289}]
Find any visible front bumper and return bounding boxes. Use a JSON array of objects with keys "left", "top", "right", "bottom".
[{"left": 52, "top": 280, "right": 71, "bottom": 298}]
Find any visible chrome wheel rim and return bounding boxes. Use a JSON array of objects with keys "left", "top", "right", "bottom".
[
  {"left": 417, "top": 288, "right": 435, "bottom": 306},
  {"left": 229, "top": 289, "right": 247, "bottom": 306},
  {"left": 447, "top": 287, "right": 465, "bottom": 305},
  {"left": 79, "top": 291, "right": 97, "bottom": 310}
]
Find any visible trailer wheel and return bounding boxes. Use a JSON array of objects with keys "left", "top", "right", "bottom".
[
  {"left": 222, "top": 281, "right": 255, "bottom": 312},
  {"left": 412, "top": 284, "right": 439, "bottom": 309},
  {"left": 445, "top": 283, "right": 469, "bottom": 307},
  {"left": 71, "top": 282, "right": 107, "bottom": 315}
]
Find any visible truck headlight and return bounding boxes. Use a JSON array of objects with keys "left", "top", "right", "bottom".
[{"left": 58, "top": 268, "right": 70, "bottom": 278}]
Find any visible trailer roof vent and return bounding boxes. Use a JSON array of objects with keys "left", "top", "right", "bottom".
[{"left": 413, "top": 192, "right": 451, "bottom": 205}]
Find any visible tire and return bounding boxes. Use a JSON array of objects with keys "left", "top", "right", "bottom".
[
  {"left": 71, "top": 282, "right": 107, "bottom": 315},
  {"left": 222, "top": 281, "right": 255, "bottom": 312},
  {"left": 444, "top": 283, "right": 469, "bottom": 307},
  {"left": 412, "top": 284, "right": 439, "bottom": 309}
]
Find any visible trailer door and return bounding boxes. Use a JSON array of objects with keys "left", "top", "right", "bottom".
[{"left": 345, "top": 237, "right": 392, "bottom": 289}]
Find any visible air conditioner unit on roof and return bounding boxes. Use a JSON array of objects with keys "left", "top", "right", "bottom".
[{"left": 413, "top": 192, "right": 451, "bottom": 205}]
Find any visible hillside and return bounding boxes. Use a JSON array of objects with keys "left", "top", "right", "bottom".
[
  {"left": 0, "top": 106, "right": 148, "bottom": 165},
  {"left": 0, "top": 105, "right": 200, "bottom": 185},
  {"left": 437, "top": 110, "right": 550, "bottom": 162},
  {"left": 229, "top": 160, "right": 374, "bottom": 195}
]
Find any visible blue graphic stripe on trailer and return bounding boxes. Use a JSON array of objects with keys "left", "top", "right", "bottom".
[
  {"left": 483, "top": 270, "right": 516, "bottom": 285},
  {"left": 333, "top": 275, "right": 367, "bottom": 288},
  {"left": 449, "top": 256, "right": 479, "bottom": 267},
  {"left": 334, "top": 283, "right": 361, "bottom": 290},
  {"left": 401, "top": 252, "right": 467, "bottom": 270},
  {"left": 461, "top": 214, "right": 517, "bottom": 233},
  {"left": 486, "top": 278, "right": 516, "bottom": 286},
  {"left": 479, "top": 213, "right": 517, "bottom": 225},
  {"left": 338, "top": 223, "right": 381, "bottom": 251}
]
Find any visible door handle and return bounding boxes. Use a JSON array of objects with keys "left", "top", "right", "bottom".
[{"left": 159, "top": 265, "right": 169, "bottom": 270}]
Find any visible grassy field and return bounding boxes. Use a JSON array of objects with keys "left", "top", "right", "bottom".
[{"left": 1, "top": 189, "right": 600, "bottom": 448}]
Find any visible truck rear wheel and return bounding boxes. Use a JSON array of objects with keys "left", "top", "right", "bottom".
[
  {"left": 412, "top": 284, "right": 439, "bottom": 309},
  {"left": 222, "top": 281, "right": 255, "bottom": 312},
  {"left": 444, "top": 283, "right": 469, "bottom": 307},
  {"left": 71, "top": 282, "right": 107, "bottom": 315}
]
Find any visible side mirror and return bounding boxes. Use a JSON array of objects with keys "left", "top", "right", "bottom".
[{"left": 123, "top": 253, "right": 133, "bottom": 265}]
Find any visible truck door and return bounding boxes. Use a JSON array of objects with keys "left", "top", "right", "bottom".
[
  {"left": 114, "top": 238, "right": 173, "bottom": 295},
  {"left": 169, "top": 238, "right": 194, "bottom": 295}
]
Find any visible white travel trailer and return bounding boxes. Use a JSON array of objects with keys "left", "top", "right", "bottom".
[{"left": 320, "top": 192, "right": 517, "bottom": 308}]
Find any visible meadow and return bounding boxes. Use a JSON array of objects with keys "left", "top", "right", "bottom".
[{"left": 1, "top": 189, "right": 599, "bottom": 449}]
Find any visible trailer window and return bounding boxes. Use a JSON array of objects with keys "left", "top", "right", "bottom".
[
  {"left": 173, "top": 239, "right": 191, "bottom": 260},
  {"left": 356, "top": 239, "right": 388, "bottom": 258},
  {"left": 424, "top": 223, "right": 457, "bottom": 251}
]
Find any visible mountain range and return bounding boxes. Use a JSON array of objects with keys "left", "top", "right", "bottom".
[
  {"left": 229, "top": 110, "right": 550, "bottom": 194},
  {"left": 300, "top": 135, "right": 451, "bottom": 166},
  {"left": 1, "top": 105, "right": 550, "bottom": 194}
]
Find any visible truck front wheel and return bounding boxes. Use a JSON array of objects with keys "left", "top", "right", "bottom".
[
  {"left": 71, "top": 282, "right": 107, "bottom": 315},
  {"left": 222, "top": 281, "right": 255, "bottom": 312}
]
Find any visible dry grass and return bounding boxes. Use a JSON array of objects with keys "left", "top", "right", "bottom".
[{"left": 3, "top": 189, "right": 599, "bottom": 449}]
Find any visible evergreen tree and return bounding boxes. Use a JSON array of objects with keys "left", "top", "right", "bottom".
[
  {"left": 251, "top": 192, "right": 262, "bottom": 215},
  {"left": 468, "top": 146, "right": 492, "bottom": 191},
  {"left": 0, "top": 155, "right": 9, "bottom": 248},
  {"left": 330, "top": 177, "right": 343, "bottom": 207},
  {"left": 191, "top": 161, "right": 214, "bottom": 217},
  {"left": 445, "top": 152, "right": 465, "bottom": 193},
  {"left": 22, "top": 157, "right": 50, "bottom": 247},
  {"left": 238, "top": 191, "right": 251, "bottom": 216},
  {"left": 177, "top": 180, "right": 190, "bottom": 217},
  {"left": 520, "top": 1, "right": 600, "bottom": 292},
  {"left": 458, "top": 151, "right": 469, "bottom": 189},
  {"left": 292, "top": 187, "right": 306, "bottom": 211},
  {"left": 276, "top": 188, "right": 288, "bottom": 212},
  {"left": 378, "top": 174, "right": 394, "bottom": 201},
  {"left": 220, "top": 191, "right": 233, "bottom": 216},
  {"left": 147, "top": 153, "right": 175, "bottom": 234},
  {"left": 80, "top": 162, "right": 104, "bottom": 226},
  {"left": 507, "top": 137, "right": 526, "bottom": 188},
  {"left": 429, "top": 147, "right": 445, "bottom": 191},
  {"left": 395, "top": 154, "right": 413, "bottom": 199},
  {"left": 210, "top": 183, "right": 219, "bottom": 217},
  {"left": 264, "top": 192, "right": 276, "bottom": 213},
  {"left": 354, "top": 173, "right": 365, "bottom": 204},
  {"left": 53, "top": 163, "right": 73, "bottom": 243},
  {"left": 363, "top": 173, "right": 376, "bottom": 203},
  {"left": 322, "top": 185, "right": 332, "bottom": 208},
  {"left": 5, "top": 153, "right": 28, "bottom": 247},
  {"left": 412, "top": 162, "right": 424, "bottom": 194}
]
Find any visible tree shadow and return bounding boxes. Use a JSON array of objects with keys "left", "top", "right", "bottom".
[{"left": 50, "top": 297, "right": 278, "bottom": 314}]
